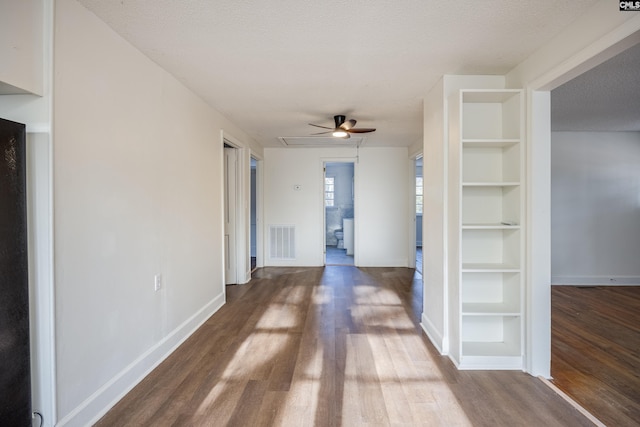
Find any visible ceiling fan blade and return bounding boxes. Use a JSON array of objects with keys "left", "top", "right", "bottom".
[
  {"left": 340, "top": 119, "right": 357, "bottom": 131},
  {"left": 311, "top": 131, "right": 332, "bottom": 135},
  {"left": 309, "top": 123, "right": 333, "bottom": 130},
  {"left": 348, "top": 128, "right": 376, "bottom": 133}
]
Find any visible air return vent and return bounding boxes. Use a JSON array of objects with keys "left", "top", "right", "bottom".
[{"left": 269, "top": 225, "right": 296, "bottom": 260}]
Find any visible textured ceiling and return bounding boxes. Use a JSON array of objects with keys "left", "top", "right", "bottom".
[
  {"left": 552, "top": 42, "right": 640, "bottom": 131},
  {"left": 77, "top": 0, "right": 602, "bottom": 147}
]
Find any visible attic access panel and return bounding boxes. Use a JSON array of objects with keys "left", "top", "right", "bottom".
[{"left": 278, "top": 136, "right": 364, "bottom": 148}]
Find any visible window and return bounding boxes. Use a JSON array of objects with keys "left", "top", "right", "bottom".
[
  {"left": 416, "top": 176, "right": 423, "bottom": 214},
  {"left": 325, "top": 177, "right": 335, "bottom": 206}
]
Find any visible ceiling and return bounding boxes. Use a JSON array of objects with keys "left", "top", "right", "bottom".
[
  {"left": 77, "top": 0, "right": 603, "bottom": 148},
  {"left": 552, "top": 41, "right": 640, "bottom": 131}
]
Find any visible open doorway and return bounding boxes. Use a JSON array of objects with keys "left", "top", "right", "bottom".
[
  {"left": 324, "top": 161, "right": 355, "bottom": 266},
  {"left": 547, "top": 40, "right": 640, "bottom": 426}
]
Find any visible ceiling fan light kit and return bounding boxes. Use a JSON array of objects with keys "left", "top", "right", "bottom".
[{"left": 309, "top": 114, "right": 376, "bottom": 138}]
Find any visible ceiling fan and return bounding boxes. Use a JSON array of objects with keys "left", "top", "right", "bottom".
[{"left": 309, "top": 115, "right": 376, "bottom": 138}]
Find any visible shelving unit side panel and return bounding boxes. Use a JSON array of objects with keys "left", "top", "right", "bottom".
[
  {"left": 502, "top": 186, "right": 521, "bottom": 225},
  {"left": 502, "top": 229, "right": 521, "bottom": 267},
  {"left": 448, "top": 93, "right": 463, "bottom": 363},
  {"left": 501, "top": 92, "right": 522, "bottom": 140},
  {"left": 502, "top": 143, "right": 521, "bottom": 183}
]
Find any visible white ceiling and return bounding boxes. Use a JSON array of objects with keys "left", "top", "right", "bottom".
[
  {"left": 77, "top": 0, "right": 602, "bottom": 148},
  {"left": 552, "top": 41, "right": 640, "bottom": 131}
]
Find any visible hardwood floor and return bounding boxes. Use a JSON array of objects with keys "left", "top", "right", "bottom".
[
  {"left": 96, "top": 267, "right": 593, "bottom": 426},
  {"left": 552, "top": 285, "right": 640, "bottom": 427}
]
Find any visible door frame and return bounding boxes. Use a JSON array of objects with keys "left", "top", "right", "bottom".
[
  {"left": 223, "top": 145, "right": 239, "bottom": 285},
  {"left": 249, "top": 153, "right": 264, "bottom": 271},
  {"left": 222, "top": 131, "right": 252, "bottom": 285},
  {"left": 409, "top": 154, "right": 423, "bottom": 270},
  {"left": 525, "top": 25, "right": 640, "bottom": 377},
  {"left": 321, "top": 158, "right": 357, "bottom": 266}
]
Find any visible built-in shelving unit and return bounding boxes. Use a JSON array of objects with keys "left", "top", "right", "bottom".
[{"left": 449, "top": 89, "right": 524, "bottom": 370}]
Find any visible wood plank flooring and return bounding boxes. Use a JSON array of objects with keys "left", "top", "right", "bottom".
[
  {"left": 551, "top": 285, "right": 640, "bottom": 427},
  {"left": 96, "top": 267, "right": 593, "bottom": 426}
]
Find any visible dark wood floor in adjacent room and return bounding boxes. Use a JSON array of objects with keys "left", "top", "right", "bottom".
[
  {"left": 552, "top": 285, "right": 640, "bottom": 427},
  {"left": 97, "top": 267, "right": 593, "bottom": 426}
]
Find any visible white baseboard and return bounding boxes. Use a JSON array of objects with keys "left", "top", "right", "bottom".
[
  {"left": 57, "top": 292, "right": 225, "bottom": 427},
  {"left": 552, "top": 275, "right": 640, "bottom": 286},
  {"left": 420, "top": 313, "right": 447, "bottom": 355}
]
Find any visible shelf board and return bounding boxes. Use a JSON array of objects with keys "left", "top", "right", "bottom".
[
  {"left": 462, "top": 223, "right": 520, "bottom": 230},
  {"left": 462, "top": 303, "right": 521, "bottom": 315},
  {"left": 462, "top": 263, "right": 520, "bottom": 272},
  {"left": 462, "top": 139, "right": 519, "bottom": 147},
  {"left": 462, "top": 182, "right": 520, "bottom": 187}
]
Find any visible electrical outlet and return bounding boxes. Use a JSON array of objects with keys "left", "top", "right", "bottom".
[{"left": 154, "top": 274, "right": 162, "bottom": 291}]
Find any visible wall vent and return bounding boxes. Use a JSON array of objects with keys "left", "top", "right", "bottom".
[{"left": 269, "top": 225, "right": 296, "bottom": 260}]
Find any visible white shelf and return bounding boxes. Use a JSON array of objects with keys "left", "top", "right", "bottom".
[
  {"left": 462, "top": 182, "right": 519, "bottom": 187},
  {"left": 462, "top": 304, "right": 520, "bottom": 315},
  {"left": 462, "top": 223, "right": 520, "bottom": 230},
  {"left": 451, "top": 88, "right": 524, "bottom": 370}
]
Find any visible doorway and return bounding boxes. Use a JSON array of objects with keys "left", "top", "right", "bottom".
[{"left": 324, "top": 162, "right": 355, "bottom": 266}]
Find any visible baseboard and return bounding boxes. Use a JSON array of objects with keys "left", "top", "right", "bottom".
[
  {"left": 420, "top": 313, "right": 447, "bottom": 355},
  {"left": 57, "top": 292, "right": 225, "bottom": 427},
  {"left": 552, "top": 275, "right": 640, "bottom": 286}
]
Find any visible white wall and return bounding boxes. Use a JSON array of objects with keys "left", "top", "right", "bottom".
[
  {"left": 551, "top": 131, "right": 640, "bottom": 285},
  {"left": 0, "top": 1, "right": 55, "bottom": 423},
  {"left": 0, "top": 0, "right": 43, "bottom": 95},
  {"left": 357, "top": 148, "right": 412, "bottom": 266},
  {"left": 53, "top": 1, "right": 259, "bottom": 425},
  {"left": 263, "top": 147, "right": 411, "bottom": 267},
  {"left": 421, "top": 78, "right": 447, "bottom": 351}
]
